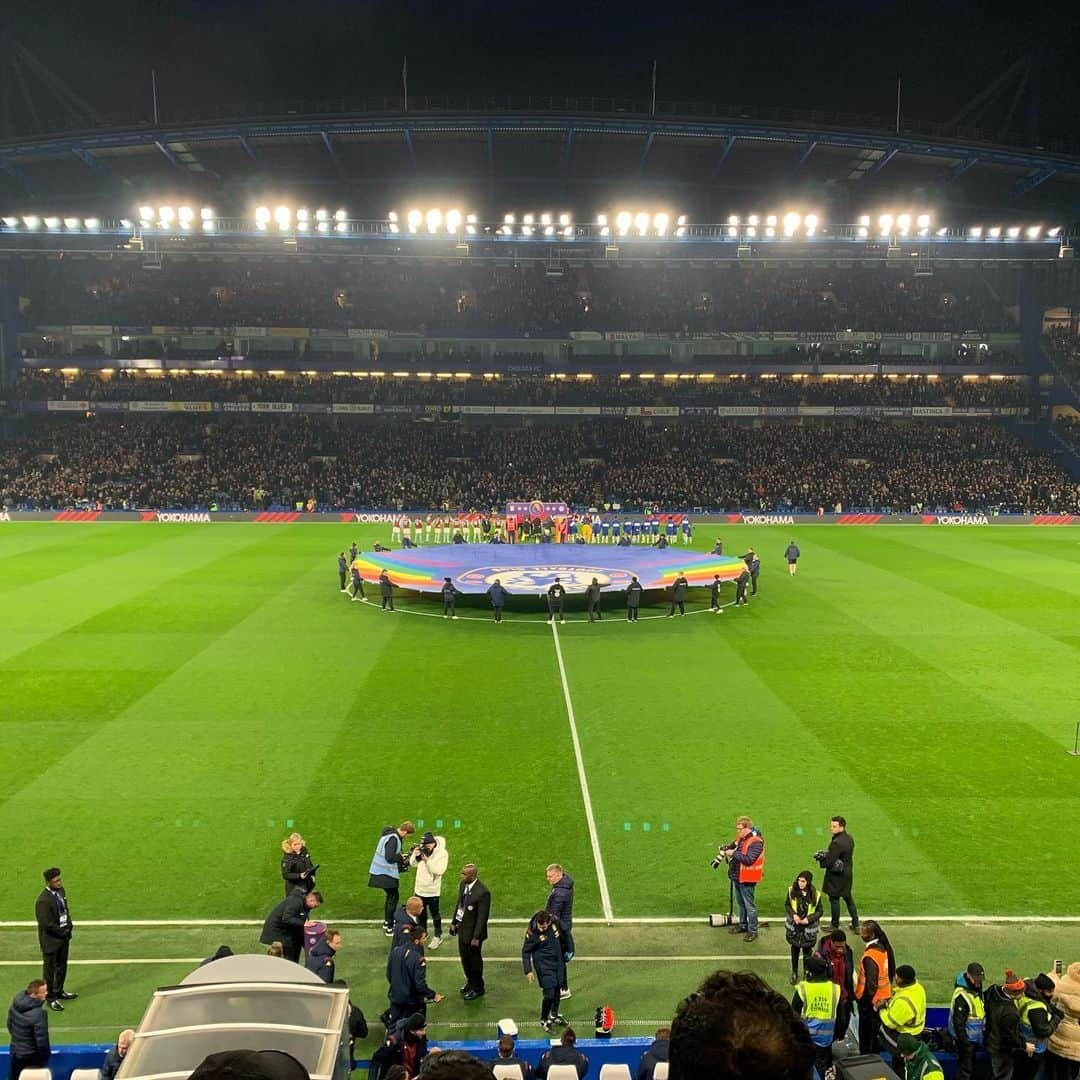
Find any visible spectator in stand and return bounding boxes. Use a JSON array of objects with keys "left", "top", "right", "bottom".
[
  {"left": 490, "top": 1033, "right": 533, "bottom": 1078},
  {"left": 6, "top": 980, "right": 51, "bottom": 1080},
  {"left": 669, "top": 969, "right": 815, "bottom": 1080},
  {"left": 101, "top": 1029, "right": 135, "bottom": 1080},
  {"left": 536, "top": 1027, "right": 588, "bottom": 1079},
  {"left": 636, "top": 1027, "right": 670, "bottom": 1080}
]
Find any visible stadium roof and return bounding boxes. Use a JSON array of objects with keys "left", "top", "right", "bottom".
[{"left": 2, "top": 99, "right": 1080, "bottom": 229}]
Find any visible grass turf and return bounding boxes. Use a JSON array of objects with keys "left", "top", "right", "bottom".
[{"left": 1, "top": 521, "right": 1079, "bottom": 1042}]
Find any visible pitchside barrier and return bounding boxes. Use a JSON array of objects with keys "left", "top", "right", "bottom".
[
  {"left": 0, "top": 510, "right": 1076, "bottom": 525},
  {"left": 0, "top": 1008, "right": 965, "bottom": 1080}
]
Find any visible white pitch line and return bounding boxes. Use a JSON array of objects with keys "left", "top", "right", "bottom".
[
  {"left": 3, "top": 914, "right": 1080, "bottom": 928},
  {"left": 0, "top": 954, "right": 794, "bottom": 967},
  {"left": 551, "top": 619, "right": 614, "bottom": 924}
]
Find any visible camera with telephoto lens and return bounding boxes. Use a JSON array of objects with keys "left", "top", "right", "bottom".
[
  {"left": 711, "top": 844, "right": 735, "bottom": 870},
  {"left": 813, "top": 850, "right": 828, "bottom": 867}
]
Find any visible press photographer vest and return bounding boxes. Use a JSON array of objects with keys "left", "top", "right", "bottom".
[
  {"left": 735, "top": 833, "right": 764, "bottom": 883},
  {"left": 369, "top": 830, "right": 401, "bottom": 881}
]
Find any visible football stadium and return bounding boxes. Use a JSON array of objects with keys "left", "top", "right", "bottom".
[{"left": 2, "top": 6, "right": 1080, "bottom": 1079}]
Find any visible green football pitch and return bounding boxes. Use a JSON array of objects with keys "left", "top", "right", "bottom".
[{"left": 2, "top": 521, "right": 1079, "bottom": 1046}]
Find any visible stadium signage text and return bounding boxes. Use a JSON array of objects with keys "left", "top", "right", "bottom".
[
  {"left": 155, "top": 512, "right": 212, "bottom": 523},
  {"left": 736, "top": 514, "right": 796, "bottom": 525},
  {"left": 926, "top": 514, "right": 990, "bottom": 525},
  {"left": 354, "top": 512, "right": 396, "bottom": 523}
]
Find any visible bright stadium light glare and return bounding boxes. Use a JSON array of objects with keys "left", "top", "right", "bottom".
[
  {"left": 139, "top": 205, "right": 153, "bottom": 221},
  {"left": 916, "top": 213, "right": 931, "bottom": 228},
  {"left": 335, "top": 220, "right": 348, "bottom": 233},
  {"left": 616, "top": 211, "right": 632, "bottom": 236},
  {"left": 255, "top": 206, "right": 271, "bottom": 229},
  {"left": 544, "top": 224, "right": 555, "bottom": 236},
  {"left": 558, "top": 213, "right": 571, "bottom": 226},
  {"left": 635, "top": 211, "right": 649, "bottom": 236},
  {"left": 675, "top": 214, "right": 688, "bottom": 238},
  {"left": 202, "top": 218, "right": 215, "bottom": 232},
  {"left": 119, "top": 218, "right": 132, "bottom": 228},
  {"left": 44, "top": 216, "right": 60, "bottom": 229},
  {"left": 746, "top": 225, "right": 757, "bottom": 238},
  {"left": 988, "top": 226, "right": 1001, "bottom": 238},
  {"left": 407, "top": 209, "right": 422, "bottom": 233},
  {"left": 654, "top": 212, "right": 669, "bottom": 235},
  {"left": 505, "top": 213, "right": 516, "bottom": 224},
  {"left": 2, "top": 216, "right": 18, "bottom": 227},
  {"left": 562, "top": 225, "right": 573, "bottom": 238},
  {"left": 523, "top": 213, "right": 535, "bottom": 225},
  {"left": 522, "top": 224, "right": 534, "bottom": 237},
  {"left": 201, "top": 207, "right": 215, "bottom": 221},
  {"left": 783, "top": 212, "right": 800, "bottom": 236},
  {"left": 445, "top": 209, "right": 462, "bottom": 233},
  {"left": 296, "top": 208, "right": 310, "bottom": 222},
  {"left": 878, "top": 213, "right": 893, "bottom": 233},
  {"left": 804, "top": 213, "right": 818, "bottom": 236},
  {"left": 1006, "top": 226, "right": 1020, "bottom": 238},
  {"left": 897, "top": 213, "right": 911, "bottom": 232},
  {"left": 858, "top": 215, "right": 870, "bottom": 227},
  {"left": 23, "top": 215, "right": 40, "bottom": 229},
  {"left": 317, "top": 221, "right": 329, "bottom": 233},
  {"left": 726, "top": 225, "right": 738, "bottom": 237},
  {"left": 64, "top": 217, "right": 80, "bottom": 229},
  {"left": 596, "top": 214, "right": 608, "bottom": 226},
  {"left": 158, "top": 205, "right": 175, "bottom": 224},
  {"left": 315, "top": 208, "right": 329, "bottom": 222},
  {"left": 969, "top": 226, "right": 982, "bottom": 237},
  {"left": 335, "top": 209, "right": 347, "bottom": 222},
  {"left": 765, "top": 214, "right": 777, "bottom": 227},
  {"left": 747, "top": 214, "right": 759, "bottom": 226},
  {"left": 600, "top": 225, "right": 610, "bottom": 237},
  {"left": 1026, "top": 225, "right": 1042, "bottom": 239},
  {"left": 857, "top": 226, "right": 869, "bottom": 238},
  {"left": 765, "top": 226, "right": 775, "bottom": 237},
  {"left": 1047, "top": 226, "right": 1061, "bottom": 237},
  {"left": 178, "top": 206, "right": 194, "bottom": 227},
  {"left": 540, "top": 213, "right": 552, "bottom": 226},
  {"left": 728, "top": 215, "right": 739, "bottom": 225},
  {"left": 936, "top": 226, "right": 948, "bottom": 236}
]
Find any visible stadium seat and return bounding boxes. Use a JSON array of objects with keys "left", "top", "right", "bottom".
[
  {"left": 653, "top": 1064, "right": 669, "bottom": 1080},
  {"left": 599, "top": 1066, "right": 633, "bottom": 1080},
  {"left": 70, "top": 1070, "right": 102, "bottom": 1080},
  {"left": 544, "top": 1067, "right": 582, "bottom": 1080},
  {"left": 492, "top": 1066, "right": 525, "bottom": 1080},
  {"left": 19, "top": 1070, "right": 52, "bottom": 1080}
]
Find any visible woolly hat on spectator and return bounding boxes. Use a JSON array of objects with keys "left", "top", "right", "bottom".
[
  {"left": 188, "top": 1050, "right": 308, "bottom": 1080},
  {"left": 1033, "top": 973, "right": 1056, "bottom": 993},
  {"left": 896, "top": 1034, "right": 922, "bottom": 1055},
  {"left": 1004, "top": 970, "right": 1026, "bottom": 994}
]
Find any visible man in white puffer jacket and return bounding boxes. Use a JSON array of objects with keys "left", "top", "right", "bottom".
[{"left": 409, "top": 833, "right": 449, "bottom": 949}]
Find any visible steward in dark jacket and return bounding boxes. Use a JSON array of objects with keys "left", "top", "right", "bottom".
[
  {"left": 7, "top": 986, "right": 50, "bottom": 1078},
  {"left": 387, "top": 928, "right": 440, "bottom": 1023},
  {"left": 625, "top": 578, "right": 643, "bottom": 620},
  {"left": 523, "top": 912, "right": 570, "bottom": 1029},
  {"left": 379, "top": 570, "right": 394, "bottom": 610},
  {"left": 259, "top": 890, "right": 320, "bottom": 963}
]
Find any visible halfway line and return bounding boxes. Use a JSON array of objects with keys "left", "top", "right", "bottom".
[{"left": 550, "top": 619, "right": 614, "bottom": 923}]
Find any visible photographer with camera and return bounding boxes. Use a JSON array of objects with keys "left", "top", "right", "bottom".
[
  {"left": 409, "top": 832, "right": 448, "bottom": 949},
  {"left": 814, "top": 815, "right": 858, "bottom": 932},
  {"left": 713, "top": 816, "right": 765, "bottom": 942}
]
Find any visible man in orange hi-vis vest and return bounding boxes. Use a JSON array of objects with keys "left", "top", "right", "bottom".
[{"left": 716, "top": 816, "right": 765, "bottom": 942}]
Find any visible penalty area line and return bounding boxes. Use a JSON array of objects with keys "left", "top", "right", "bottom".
[{"left": 551, "top": 619, "right": 614, "bottom": 923}]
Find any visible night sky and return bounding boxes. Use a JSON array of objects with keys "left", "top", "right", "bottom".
[{"left": 6, "top": 0, "right": 1080, "bottom": 143}]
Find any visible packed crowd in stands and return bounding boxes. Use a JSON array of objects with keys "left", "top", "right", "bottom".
[
  {"left": 1, "top": 416, "right": 1074, "bottom": 513},
  {"left": 8, "top": 369, "right": 1030, "bottom": 409},
  {"left": 17, "top": 259, "right": 1015, "bottom": 334},
  {"left": 1055, "top": 415, "right": 1080, "bottom": 455}
]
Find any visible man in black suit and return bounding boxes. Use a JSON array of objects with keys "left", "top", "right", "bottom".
[
  {"left": 259, "top": 890, "right": 323, "bottom": 963},
  {"left": 35, "top": 868, "right": 75, "bottom": 1011},
  {"left": 667, "top": 573, "right": 689, "bottom": 618},
  {"left": 449, "top": 863, "right": 490, "bottom": 1000}
]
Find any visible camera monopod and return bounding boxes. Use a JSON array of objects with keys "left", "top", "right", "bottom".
[{"left": 708, "top": 878, "right": 736, "bottom": 928}]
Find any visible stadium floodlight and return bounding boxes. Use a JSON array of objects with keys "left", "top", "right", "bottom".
[
  {"left": 466, "top": 213, "right": 478, "bottom": 235},
  {"left": 158, "top": 206, "right": 175, "bottom": 225},
  {"left": 407, "top": 209, "right": 422, "bottom": 234},
  {"left": 23, "top": 215, "right": 41, "bottom": 229},
  {"left": 916, "top": 213, "right": 931, "bottom": 229},
  {"left": 255, "top": 206, "right": 270, "bottom": 229},
  {"left": 273, "top": 206, "right": 290, "bottom": 230},
  {"left": 804, "top": 213, "right": 818, "bottom": 236},
  {"left": 540, "top": 213, "right": 552, "bottom": 226},
  {"left": 335, "top": 219, "right": 348, "bottom": 233},
  {"left": 765, "top": 214, "right": 777, "bottom": 227},
  {"left": 295, "top": 208, "right": 309, "bottom": 223},
  {"left": 783, "top": 211, "right": 800, "bottom": 236},
  {"left": 988, "top": 226, "right": 1001, "bottom": 238},
  {"left": 559, "top": 213, "right": 571, "bottom": 226},
  {"left": 968, "top": 226, "right": 982, "bottom": 238},
  {"left": 675, "top": 213, "right": 688, "bottom": 238},
  {"left": 317, "top": 221, "right": 330, "bottom": 233},
  {"left": 178, "top": 206, "right": 194, "bottom": 228},
  {"left": 64, "top": 217, "right": 80, "bottom": 229},
  {"left": 523, "top": 213, "right": 535, "bottom": 224},
  {"left": 446, "top": 209, "right": 462, "bottom": 234},
  {"left": 897, "top": 213, "right": 911, "bottom": 234},
  {"left": 201, "top": 207, "right": 215, "bottom": 221},
  {"left": 138, "top": 205, "right": 153, "bottom": 221},
  {"left": 315, "top": 208, "right": 330, "bottom": 222},
  {"left": 765, "top": 226, "right": 776, "bottom": 237},
  {"left": 596, "top": 213, "right": 608, "bottom": 226},
  {"left": 544, "top": 224, "right": 555, "bottom": 236},
  {"left": 728, "top": 215, "right": 740, "bottom": 226},
  {"left": 335, "top": 209, "right": 347, "bottom": 222},
  {"left": 746, "top": 225, "right": 757, "bottom": 238},
  {"left": 635, "top": 211, "right": 649, "bottom": 236},
  {"left": 1026, "top": 225, "right": 1042, "bottom": 239},
  {"left": 44, "top": 216, "right": 60, "bottom": 229},
  {"left": 616, "top": 211, "right": 632, "bottom": 236},
  {"left": 562, "top": 225, "right": 573, "bottom": 238},
  {"left": 119, "top": 218, "right": 132, "bottom": 229},
  {"left": 857, "top": 226, "right": 869, "bottom": 238},
  {"left": 878, "top": 213, "right": 893, "bottom": 233},
  {"left": 936, "top": 226, "right": 948, "bottom": 236},
  {"left": 600, "top": 225, "right": 611, "bottom": 237},
  {"left": 654, "top": 212, "right": 669, "bottom": 235},
  {"left": 504, "top": 213, "right": 516, "bottom": 224},
  {"left": 726, "top": 225, "right": 738, "bottom": 237},
  {"left": 1006, "top": 226, "right": 1020, "bottom": 238},
  {"left": 387, "top": 210, "right": 399, "bottom": 233},
  {"left": 1047, "top": 226, "right": 1061, "bottom": 237},
  {"left": 2, "top": 216, "right": 18, "bottom": 227},
  {"left": 858, "top": 215, "right": 870, "bottom": 227}
]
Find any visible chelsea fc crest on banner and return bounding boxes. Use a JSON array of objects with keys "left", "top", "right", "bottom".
[{"left": 457, "top": 565, "right": 633, "bottom": 591}]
